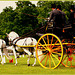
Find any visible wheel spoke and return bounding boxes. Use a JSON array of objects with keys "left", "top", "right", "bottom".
[
  {"left": 69, "top": 55, "right": 72, "bottom": 66},
  {"left": 66, "top": 57, "right": 69, "bottom": 66},
  {"left": 42, "top": 38, "right": 47, "bottom": 46},
  {"left": 52, "top": 46, "right": 61, "bottom": 51},
  {"left": 62, "top": 55, "right": 68, "bottom": 62},
  {"left": 44, "top": 54, "right": 48, "bottom": 67},
  {"left": 40, "top": 54, "right": 47, "bottom": 63},
  {"left": 50, "top": 36, "right": 54, "bottom": 48},
  {"left": 47, "top": 35, "right": 49, "bottom": 46},
  {"left": 37, "top": 52, "right": 46, "bottom": 57},
  {"left": 52, "top": 52, "right": 61, "bottom": 55},
  {"left": 39, "top": 43, "right": 47, "bottom": 50},
  {"left": 51, "top": 40, "right": 58, "bottom": 49},
  {"left": 49, "top": 54, "right": 51, "bottom": 68},
  {"left": 38, "top": 49, "right": 46, "bottom": 51},
  {"left": 51, "top": 55, "right": 56, "bottom": 66},
  {"left": 70, "top": 60, "right": 72, "bottom": 66},
  {"left": 52, "top": 54, "right": 59, "bottom": 62},
  {"left": 72, "top": 54, "right": 75, "bottom": 62}
]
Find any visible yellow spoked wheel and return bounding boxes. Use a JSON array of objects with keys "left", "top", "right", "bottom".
[
  {"left": 36, "top": 33, "right": 63, "bottom": 69},
  {"left": 60, "top": 47, "right": 75, "bottom": 67}
]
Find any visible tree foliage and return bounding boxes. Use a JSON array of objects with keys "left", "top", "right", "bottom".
[
  {"left": 0, "top": 1, "right": 39, "bottom": 39},
  {"left": 0, "top": 1, "right": 75, "bottom": 39}
]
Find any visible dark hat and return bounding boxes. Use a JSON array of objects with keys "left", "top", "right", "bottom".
[
  {"left": 51, "top": 4, "right": 56, "bottom": 8},
  {"left": 57, "top": 5, "right": 61, "bottom": 10}
]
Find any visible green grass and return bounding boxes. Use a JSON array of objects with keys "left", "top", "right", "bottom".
[{"left": 0, "top": 55, "right": 75, "bottom": 74}]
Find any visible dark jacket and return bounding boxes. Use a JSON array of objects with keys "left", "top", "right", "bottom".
[
  {"left": 61, "top": 11, "right": 66, "bottom": 25},
  {"left": 49, "top": 9, "right": 64, "bottom": 28}
]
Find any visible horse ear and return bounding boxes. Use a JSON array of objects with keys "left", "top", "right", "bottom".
[{"left": 6, "top": 33, "right": 9, "bottom": 37}]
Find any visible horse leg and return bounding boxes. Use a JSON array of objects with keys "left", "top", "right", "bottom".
[
  {"left": 3, "top": 48, "right": 12, "bottom": 60},
  {"left": 27, "top": 57, "right": 30, "bottom": 66},
  {"left": 32, "top": 51, "right": 36, "bottom": 66},
  {"left": 0, "top": 49, "right": 4, "bottom": 64},
  {"left": 12, "top": 49, "right": 17, "bottom": 65},
  {"left": 0, "top": 51, "right": 1, "bottom": 61},
  {"left": 23, "top": 48, "right": 32, "bottom": 66},
  {"left": 6, "top": 46, "right": 17, "bottom": 65}
]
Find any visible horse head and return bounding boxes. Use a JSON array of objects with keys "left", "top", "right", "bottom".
[{"left": 6, "top": 31, "right": 19, "bottom": 45}]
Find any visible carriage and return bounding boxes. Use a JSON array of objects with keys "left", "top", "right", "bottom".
[{"left": 7, "top": 21, "right": 74, "bottom": 70}]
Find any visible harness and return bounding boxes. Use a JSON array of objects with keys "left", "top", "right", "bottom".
[
  {"left": 9, "top": 37, "right": 20, "bottom": 45},
  {"left": 13, "top": 37, "right": 21, "bottom": 46},
  {"left": 9, "top": 37, "right": 21, "bottom": 52},
  {"left": 10, "top": 37, "right": 34, "bottom": 53}
]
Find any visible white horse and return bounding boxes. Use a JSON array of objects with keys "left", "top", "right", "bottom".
[
  {"left": 0, "top": 39, "right": 12, "bottom": 64},
  {"left": 6, "top": 31, "right": 42, "bottom": 66}
]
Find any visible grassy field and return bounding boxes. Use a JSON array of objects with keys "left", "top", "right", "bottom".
[{"left": 0, "top": 55, "right": 75, "bottom": 74}]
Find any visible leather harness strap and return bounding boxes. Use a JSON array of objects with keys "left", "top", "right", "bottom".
[
  {"left": 12, "top": 37, "right": 33, "bottom": 47},
  {"left": 14, "top": 38, "right": 21, "bottom": 45}
]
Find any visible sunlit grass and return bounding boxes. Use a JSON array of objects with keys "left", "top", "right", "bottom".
[{"left": 0, "top": 55, "right": 75, "bottom": 74}]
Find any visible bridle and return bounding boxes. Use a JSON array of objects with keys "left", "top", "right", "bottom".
[{"left": 9, "top": 37, "right": 21, "bottom": 45}]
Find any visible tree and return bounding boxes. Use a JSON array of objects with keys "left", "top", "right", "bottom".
[
  {"left": 14, "top": 1, "right": 39, "bottom": 36},
  {"left": 37, "top": 1, "right": 75, "bottom": 24},
  {"left": 0, "top": 1, "right": 75, "bottom": 39},
  {"left": 0, "top": 1, "right": 39, "bottom": 39},
  {"left": 0, "top": 6, "right": 16, "bottom": 39}
]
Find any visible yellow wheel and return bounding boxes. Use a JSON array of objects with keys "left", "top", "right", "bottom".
[{"left": 36, "top": 33, "right": 63, "bottom": 69}]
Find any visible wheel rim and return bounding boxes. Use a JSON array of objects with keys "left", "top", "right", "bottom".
[{"left": 36, "top": 33, "right": 63, "bottom": 69}]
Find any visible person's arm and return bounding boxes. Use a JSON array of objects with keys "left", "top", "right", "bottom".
[{"left": 49, "top": 11, "right": 53, "bottom": 22}]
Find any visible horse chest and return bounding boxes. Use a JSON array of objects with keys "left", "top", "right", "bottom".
[{"left": 16, "top": 47, "right": 24, "bottom": 52}]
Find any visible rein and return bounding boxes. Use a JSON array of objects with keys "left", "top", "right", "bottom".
[
  {"left": 21, "top": 25, "right": 46, "bottom": 38},
  {"left": 9, "top": 37, "right": 21, "bottom": 46}
]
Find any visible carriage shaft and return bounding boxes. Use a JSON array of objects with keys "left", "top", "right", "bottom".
[{"left": 15, "top": 43, "right": 75, "bottom": 48}]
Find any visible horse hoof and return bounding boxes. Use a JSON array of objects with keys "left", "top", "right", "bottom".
[
  {"left": 1, "top": 63, "right": 4, "bottom": 65},
  {"left": 32, "top": 64, "right": 34, "bottom": 66},
  {"left": 1, "top": 62, "right": 4, "bottom": 65},
  {"left": 15, "top": 64, "right": 17, "bottom": 66},
  {"left": 17, "top": 56, "right": 20, "bottom": 58},
  {"left": 28, "top": 64, "right": 30, "bottom": 66}
]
